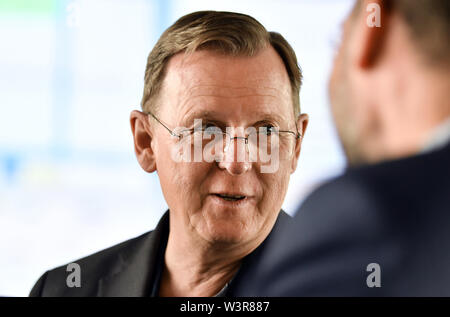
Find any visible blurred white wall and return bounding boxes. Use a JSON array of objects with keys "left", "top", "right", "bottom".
[{"left": 0, "top": 0, "right": 354, "bottom": 296}]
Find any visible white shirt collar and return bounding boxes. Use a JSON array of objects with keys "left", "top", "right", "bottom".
[{"left": 421, "top": 117, "right": 450, "bottom": 154}]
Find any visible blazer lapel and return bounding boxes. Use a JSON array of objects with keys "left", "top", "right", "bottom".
[{"left": 97, "top": 211, "right": 170, "bottom": 296}]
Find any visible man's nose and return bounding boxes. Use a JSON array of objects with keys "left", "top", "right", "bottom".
[{"left": 217, "top": 137, "right": 252, "bottom": 175}]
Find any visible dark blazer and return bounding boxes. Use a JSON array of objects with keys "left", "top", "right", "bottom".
[
  {"left": 232, "top": 142, "right": 450, "bottom": 296},
  {"left": 30, "top": 209, "right": 291, "bottom": 296}
]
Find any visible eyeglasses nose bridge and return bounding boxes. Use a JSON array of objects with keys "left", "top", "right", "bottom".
[
  {"left": 229, "top": 136, "right": 249, "bottom": 145},
  {"left": 223, "top": 135, "right": 250, "bottom": 154}
]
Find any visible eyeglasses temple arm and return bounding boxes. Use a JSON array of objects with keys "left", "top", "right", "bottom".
[{"left": 146, "top": 112, "right": 180, "bottom": 138}]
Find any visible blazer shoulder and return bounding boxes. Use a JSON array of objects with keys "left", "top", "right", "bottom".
[
  {"left": 29, "top": 230, "right": 154, "bottom": 296},
  {"left": 299, "top": 172, "right": 382, "bottom": 227},
  {"left": 29, "top": 270, "right": 49, "bottom": 297}
]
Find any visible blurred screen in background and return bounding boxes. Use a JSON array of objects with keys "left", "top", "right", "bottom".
[{"left": 0, "top": 0, "right": 353, "bottom": 296}]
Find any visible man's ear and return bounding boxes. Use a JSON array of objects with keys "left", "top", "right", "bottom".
[
  {"left": 290, "top": 113, "right": 309, "bottom": 173},
  {"left": 355, "top": 0, "right": 391, "bottom": 69},
  {"left": 130, "top": 110, "right": 157, "bottom": 173}
]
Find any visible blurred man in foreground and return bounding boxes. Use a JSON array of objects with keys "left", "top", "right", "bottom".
[{"left": 232, "top": 0, "right": 450, "bottom": 296}]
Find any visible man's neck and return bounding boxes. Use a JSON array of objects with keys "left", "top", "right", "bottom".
[
  {"left": 159, "top": 228, "right": 255, "bottom": 297},
  {"left": 363, "top": 66, "right": 450, "bottom": 164}
]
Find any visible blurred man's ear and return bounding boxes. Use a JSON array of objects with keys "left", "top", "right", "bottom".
[
  {"left": 130, "top": 110, "right": 157, "bottom": 173},
  {"left": 355, "top": 0, "right": 391, "bottom": 69},
  {"left": 290, "top": 113, "right": 309, "bottom": 173}
]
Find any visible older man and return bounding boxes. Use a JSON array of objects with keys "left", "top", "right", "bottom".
[
  {"left": 29, "top": 11, "right": 308, "bottom": 296},
  {"left": 233, "top": 0, "right": 450, "bottom": 296}
]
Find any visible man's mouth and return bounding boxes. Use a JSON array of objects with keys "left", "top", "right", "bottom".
[{"left": 213, "top": 193, "right": 247, "bottom": 201}]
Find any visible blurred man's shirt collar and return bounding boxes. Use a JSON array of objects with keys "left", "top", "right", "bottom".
[{"left": 421, "top": 117, "right": 450, "bottom": 154}]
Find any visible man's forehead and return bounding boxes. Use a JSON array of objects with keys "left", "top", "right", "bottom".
[
  {"left": 164, "top": 48, "right": 292, "bottom": 96},
  {"left": 180, "top": 84, "right": 288, "bottom": 100},
  {"left": 158, "top": 48, "right": 294, "bottom": 122},
  {"left": 175, "top": 83, "right": 292, "bottom": 124}
]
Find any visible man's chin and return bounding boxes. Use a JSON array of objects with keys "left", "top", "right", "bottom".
[
  {"left": 200, "top": 222, "right": 254, "bottom": 246},
  {"left": 340, "top": 140, "right": 362, "bottom": 167},
  {"left": 334, "top": 116, "right": 367, "bottom": 167},
  {"left": 339, "top": 135, "right": 370, "bottom": 167}
]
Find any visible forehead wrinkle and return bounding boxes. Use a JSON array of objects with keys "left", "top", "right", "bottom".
[
  {"left": 181, "top": 84, "right": 290, "bottom": 99},
  {"left": 176, "top": 84, "right": 291, "bottom": 120},
  {"left": 182, "top": 93, "right": 282, "bottom": 100}
]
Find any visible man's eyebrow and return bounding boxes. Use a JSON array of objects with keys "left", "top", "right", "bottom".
[
  {"left": 182, "top": 110, "right": 222, "bottom": 125},
  {"left": 181, "top": 110, "right": 288, "bottom": 127},
  {"left": 256, "top": 113, "right": 286, "bottom": 123}
]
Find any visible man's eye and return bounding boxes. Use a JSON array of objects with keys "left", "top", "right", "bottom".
[
  {"left": 203, "top": 124, "right": 222, "bottom": 135},
  {"left": 204, "top": 122, "right": 219, "bottom": 129},
  {"left": 259, "top": 125, "right": 275, "bottom": 135},
  {"left": 192, "top": 123, "right": 217, "bottom": 131}
]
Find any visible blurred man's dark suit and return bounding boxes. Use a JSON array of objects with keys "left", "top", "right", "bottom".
[{"left": 231, "top": 141, "right": 450, "bottom": 296}]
